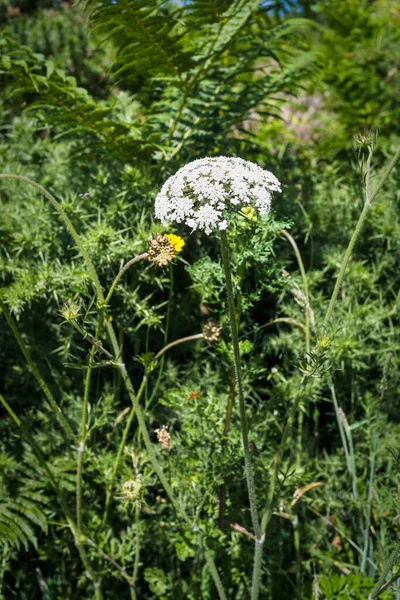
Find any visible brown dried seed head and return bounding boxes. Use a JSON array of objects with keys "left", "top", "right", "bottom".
[{"left": 147, "top": 234, "right": 175, "bottom": 267}]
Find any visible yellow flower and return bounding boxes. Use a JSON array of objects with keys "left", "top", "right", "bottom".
[{"left": 165, "top": 234, "right": 185, "bottom": 253}]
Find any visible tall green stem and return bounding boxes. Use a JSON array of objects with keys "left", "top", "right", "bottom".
[
  {"left": 105, "top": 253, "right": 148, "bottom": 306},
  {"left": 220, "top": 231, "right": 260, "bottom": 537},
  {"left": 220, "top": 231, "right": 262, "bottom": 600},
  {"left": 323, "top": 147, "right": 400, "bottom": 328},
  {"left": 77, "top": 319, "right": 102, "bottom": 532}
]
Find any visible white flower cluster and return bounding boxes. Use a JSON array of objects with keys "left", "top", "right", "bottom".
[{"left": 154, "top": 156, "right": 281, "bottom": 235}]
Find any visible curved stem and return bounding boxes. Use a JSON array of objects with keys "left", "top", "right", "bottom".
[
  {"left": 281, "top": 229, "right": 311, "bottom": 353},
  {"left": 132, "top": 505, "right": 141, "bottom": 597},
  {"left": 0, "top": 298, "right": 77, "bottom": 443},
  {"left": 323, "top": 147, "right": 400, "bottom": 328},
  {"left": 146, "top": 263, "right": 174, "bottom": 409},
  {"left": 0, "top": 174, "right": 103, "bottom": 300},
  {"left": 105, "top": 253, "right": 148, "bottom": 306},
  {"left": 154, "top": 333, "right": 203, "bottom": 361}
]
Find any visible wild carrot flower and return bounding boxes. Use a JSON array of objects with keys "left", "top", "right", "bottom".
[
  {"left": 121, "top": 476, "right": 144, "bottom": 505},
  {"left": 155, "top": 156, "right": 281, "bottom": 234}
]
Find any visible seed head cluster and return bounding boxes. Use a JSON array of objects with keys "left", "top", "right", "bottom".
[
  {"left": 147, "top": 234, "right": 176, "bottom": 266},
  {"left": 155, "top": 156, "right": 281, "bottom": 235},
  {"left": 155, "top": 425, "right": 170, "bottom": 450},
  {"left": 202, "top": 321, "right": 222, "bottom": 342},
  {"left": 121, "top": 476, "right": 143, "bottom": 504}
]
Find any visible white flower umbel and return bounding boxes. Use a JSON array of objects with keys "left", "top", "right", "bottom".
[{"left": 155, "top": 156, "right": 281, "bottom": 235}]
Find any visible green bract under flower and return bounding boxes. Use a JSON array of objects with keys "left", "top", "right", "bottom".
[{"left": 155, "top": 157, "right": 281, "bottom": 235}]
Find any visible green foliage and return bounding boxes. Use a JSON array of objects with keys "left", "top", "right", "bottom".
[{"left": 0, "top": 0, "right": 399, "bottom": 599}]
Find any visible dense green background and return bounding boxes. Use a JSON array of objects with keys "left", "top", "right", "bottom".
[{"left": 0, "top": 1, "right": 399, "bottom": 598}]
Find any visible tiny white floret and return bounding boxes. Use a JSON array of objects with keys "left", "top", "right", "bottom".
[{"left": 154, "top": 156, "right": 281, "bottom": 235}]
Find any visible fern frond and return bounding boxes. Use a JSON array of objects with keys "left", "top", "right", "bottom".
[
  {"left": 0, "top": 453, "right": 48, "bottom": 553},
  {"left": 84, "top": 0, "right": 190, "bottom": 80}
]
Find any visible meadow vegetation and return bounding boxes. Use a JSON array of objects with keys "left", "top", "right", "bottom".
[{"left": 0, "top": 1, "right": 399, "bottom": 598}]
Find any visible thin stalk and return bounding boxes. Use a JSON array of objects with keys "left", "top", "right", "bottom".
[
  {"left": 77, "top": 320, "right": 102, "bottom": 532},
  {"left": 323, "top": 147, "right": 400, "bottom": 328},
  {"left": 219, "top": 231, "right": 260, "bottom": 537},
  {"left": 0, "top": 393, "right": 102, "bottom": 598},
  {"left": 330, "top": 382, "right": 353, "bottom": 486},
  {"left": 131, "top": 504, "right": 141, "bottom": 600},
  {"left": 293, "top": 514, "right": 302, "bottom": 599},
  {"left": 154, "top": 333, "right": 203, "bottom": 361},
  {"left": 105, "top": 253, "right": 148, "bottom": 306},
  {"left": 345, "top": 418, "right": 358, "bottom": 500},
  {"left": 361, "top": 432, "right": 377, "bottom": 574},
  {"left": 261, "top": 383, "right": 305, "bottom": 534},
  {"left": 103, "top": 377, "right": 146, "bottom": 523},
  {"left": 204, "top": 550, "right": 228, "bottom": 600},
  {"left": 219, "top": 258, "right": 247, "bottom": 529},
  {"left": 0, "top": 298, "right": 77, "bottom": 443},
  {"left": 281, "top": 229, "right": 311, "bottom": 353},
  {"left": 220, "top": 232, "right": 262, "bottom": 600},
  {"left": 146, "top": 263, "right": 173, "bottom": 409},
  {"left": 280, "top": 229, "right": 311, "bottom": 473},
  {"left": 368, "top": 538, "right": 400, "bottom": 600}
]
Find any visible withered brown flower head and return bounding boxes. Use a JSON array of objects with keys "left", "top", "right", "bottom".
[{"left": 147, "top": 234, "right": 175, "bottom": 267}]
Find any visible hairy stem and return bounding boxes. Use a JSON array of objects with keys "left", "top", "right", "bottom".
[
  {"left": 220, "top": 231, "right": 260, "bottom": 536},
  {"left": 77, "top": 320, "right": 102, "bottom": 532},
  {"left": 220, "top": 231, "right": 262, "bottom": 600}
]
